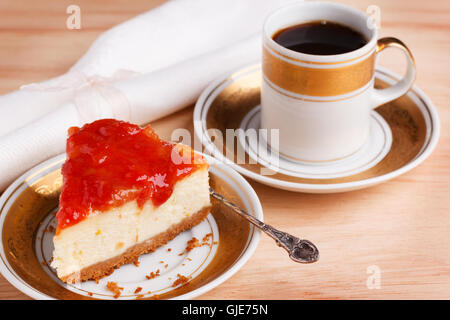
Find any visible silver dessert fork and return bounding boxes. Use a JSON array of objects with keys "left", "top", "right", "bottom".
[{"left": 210, "top": 188, "right": 319, "bottom": 263}]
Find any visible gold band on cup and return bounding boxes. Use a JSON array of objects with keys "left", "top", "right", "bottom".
[{"left": 262, "top": 46, "right": 376, "bottom": 97}]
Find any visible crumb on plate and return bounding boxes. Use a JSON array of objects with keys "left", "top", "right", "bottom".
[{"left": 106, "top": 281, "right": 123, "bottom": 299}]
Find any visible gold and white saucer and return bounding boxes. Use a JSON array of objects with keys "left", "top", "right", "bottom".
[{"left": 194, "top": 64, "right": 440, "bottom": 193}]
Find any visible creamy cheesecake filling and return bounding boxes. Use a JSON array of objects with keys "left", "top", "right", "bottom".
[{"left": 51, "top": 168, "right": 210, "bottom": 279}]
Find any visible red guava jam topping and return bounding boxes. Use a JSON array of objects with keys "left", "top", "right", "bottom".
[{"left": 56, "top": 119, "right": 206, "bottom": 231}]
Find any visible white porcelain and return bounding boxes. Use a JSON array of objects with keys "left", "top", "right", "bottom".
[
  {"left": 261, "top": 1, "right": 416, "bottom": 162},
  {"left": 239, "top": 106, "right": 393, "bottom": 179}
]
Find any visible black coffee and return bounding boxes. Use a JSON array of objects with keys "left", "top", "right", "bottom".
[{"left": 272, "top": 21, "right": 367, "bottom": 55}]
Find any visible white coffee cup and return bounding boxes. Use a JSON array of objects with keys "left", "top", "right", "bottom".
[{"left": 261, "top": 1, "right": 415, "bottom": 162}]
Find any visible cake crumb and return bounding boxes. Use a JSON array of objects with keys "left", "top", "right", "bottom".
[
  {"left": 133, "top": 258, "right": 140, "bottom": 267},
  {"left": 88, "top": 292, "right": 93, "bottom": 297},
  {"left": 202, "top": 233, "right": 213, "bottom": 242},
  {"left": 145, "top": 269, "right": 160, "bottom": 280},
  {"left": 136, "top": 294, "right": 145, "bottom": 299},
  {"left": 134, "top": 286, "right": 142, "bottom": 294},
  {"left": 95, "top": 229, "right": 102, "bottom": 236},
  {"left": 183, "top": 235, "right": 213, "bottom": 255},
  {"left": 167, "top": 248, "right": 172, "bottom": 252},
  {"left": 164, "top": 264, "right": 168, "bottom": 268},
  {"left": 48, "top": 225, "right": 55, "bottom": 233},
  {"left": 186, "top": 237, "right": 201, "bottom": 252},
  {"left": 106, "top": 281, "right": 123, "bottom": 299},
  {"left": 172, "top": 274, "right": 190, "bottom": 288},
  {"left": 150, "top": 294, "right": 160, "bottom": 300},
  {"left": 201, "top": 233, "right": 216, "bottom": 247}
]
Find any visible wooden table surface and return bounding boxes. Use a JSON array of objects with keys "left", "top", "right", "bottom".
[{"left": 0, "top": 0, "right": 449, "bottom": 300}]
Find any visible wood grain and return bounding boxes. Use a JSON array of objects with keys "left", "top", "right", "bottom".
[{"left": 0, "top": 0, "right": 449, "bottom": 299}]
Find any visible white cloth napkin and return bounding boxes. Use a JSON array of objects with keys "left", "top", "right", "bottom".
[{"left": 0, "top": 0, "right": 294, "bottom": 191}]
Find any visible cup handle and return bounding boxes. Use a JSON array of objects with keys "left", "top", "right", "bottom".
[{"left": 370, "top": 37, "right": 416, "bottom": 108}]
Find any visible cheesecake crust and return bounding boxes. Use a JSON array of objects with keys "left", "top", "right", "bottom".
[{"left": 61, "top": 206, "right": 212, "bottom": 284}]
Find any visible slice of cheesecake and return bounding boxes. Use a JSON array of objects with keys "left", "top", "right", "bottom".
[{"left": 51, "top": 119, "right": 211, "bottom": 283}]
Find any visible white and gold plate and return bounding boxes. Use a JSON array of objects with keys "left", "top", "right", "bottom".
[
  {"left": 194, "top": 64, "right": 440, "bottom": 193},
  {"left": 0, "top": 153, "right": 262, "bottom": 300}
]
